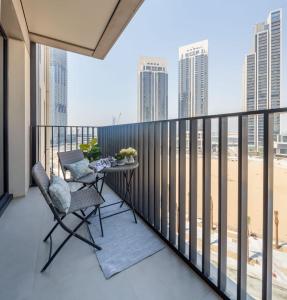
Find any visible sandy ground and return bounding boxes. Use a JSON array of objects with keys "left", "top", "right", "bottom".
[{"left": 182, "top": 156, "right": 287, "bottom": 243}]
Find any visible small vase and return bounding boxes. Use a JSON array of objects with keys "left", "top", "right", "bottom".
[
  {"left": 117, "top": 157, "right": 127, "bottom": 166},
  {"left": 126, "top": 156, "right": 135, "bottom": 164}
]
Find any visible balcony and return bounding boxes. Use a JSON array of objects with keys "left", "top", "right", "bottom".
[
  {"left": 24, "top": 108, "right": 287, "bottom": 299},
  {"left": 0, "top": 1, "right": 286, "bottom": 300}
]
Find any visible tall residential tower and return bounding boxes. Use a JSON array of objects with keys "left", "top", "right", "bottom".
[
  {"left": 243, "top": 9, "right": 282, "bottom": 149},
  {"left": 178, "top": 40, "right": 208, "bottom": 118},
  {"left": 49, "top": 48, "right": 68, "bottom": 126},
  {"left": 137, "top": 57, "right": 168, "bottom": 122}
]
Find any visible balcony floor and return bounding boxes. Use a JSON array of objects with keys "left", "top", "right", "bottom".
[{"left": 0, "top": 186, "right": 220, "bottom": 300}]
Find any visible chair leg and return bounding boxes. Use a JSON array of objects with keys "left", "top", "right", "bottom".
[
  {"left": 77, "top": 184, "right": 86, "bottom": 191},
  {"left": 73, "top": 212, "right": 91, "bottom": 224},
  {"left": 98, "top": 207, "right": 104, "bottom": 237},
  {"left": 41, "top": 208, "right": 101, "bottom": 272},
  {"left": 43, "top": 216, "right": 66, "bottom": 242},
  {"left": 41, "top": 230, "right": 74, "bottom": 272}
]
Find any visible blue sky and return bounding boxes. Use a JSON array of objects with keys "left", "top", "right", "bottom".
[{"left": 67, "top": 0, "right": 287, "bottom": 126}]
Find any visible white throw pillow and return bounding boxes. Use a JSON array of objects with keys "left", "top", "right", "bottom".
[
  {"left": 49, "top": 175, "right": 71, "bottom": 213},
  {"left": 64, "top": 159, "right": 93, "bottom": 180}
]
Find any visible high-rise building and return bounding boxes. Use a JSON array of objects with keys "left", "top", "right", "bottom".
[
  {"left": 243, "top": 9, "right": 282, "bottom": 150},
  {"left": 49, "top": 48, "right": 68, "bottom": 126},
  {"left": 137, "top": 57, "right": 168, "bottom": 122},
  {"left": 178, "top": 40, "right": 208, "bottom": 118}
]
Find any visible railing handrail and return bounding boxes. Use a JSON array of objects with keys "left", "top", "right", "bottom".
[
  {"left": 34, "top": 125, "right": 97, "bottom": 128},
  {"left": 97, "top": 107, "right": 287, "bottom": 128}
]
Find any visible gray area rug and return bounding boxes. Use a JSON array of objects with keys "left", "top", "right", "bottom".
[{"left": 88, "top": 185, "right": 165, "bottom": 279}]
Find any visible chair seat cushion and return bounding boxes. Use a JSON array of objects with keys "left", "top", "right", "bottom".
[
  {"left": 68, "top": 189, "right": 104, "bottom": 213},
  {"left": 75, "top": 172, "right": 98, "bottom": 184},
  {"left": 49, "top": 176, "right": 71, "bottom": 213},
  {"left": 65, "top": 158, "right": 93, "bottom": 180}
]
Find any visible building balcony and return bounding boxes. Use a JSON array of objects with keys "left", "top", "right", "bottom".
[
  {"left": 0, "top": 1, "right": 286, "bottom": 300},
  {"left": 8, "top": 108, "right": 282, "bottom": 300}
]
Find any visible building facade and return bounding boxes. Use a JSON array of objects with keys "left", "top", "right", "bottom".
[
  {"left": 49, "top": 48, "right": 68, "bottom": 126},
  {"left": 137, "top": 57, "right": 168, "bottom": 122},
  {"left": 243, "top": 9, "right": 282, "bottom": 150},
  {"left": 178, "top": 40, "right": 208, "bottom": 118}
]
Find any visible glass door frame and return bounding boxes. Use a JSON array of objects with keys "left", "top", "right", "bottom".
[{"left": 0, "top": 25, "right": 11, "bottom": 216}]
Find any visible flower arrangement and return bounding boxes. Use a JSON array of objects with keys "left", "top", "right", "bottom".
[
  {"left": 119, "top": 147, "right": 137, "bottom": 158},
  {"left": 79, "top": 138, "right": 101, "bottom": 162},
  {"left": 115, "top": 147, "right": 137, "bottom": 165}
]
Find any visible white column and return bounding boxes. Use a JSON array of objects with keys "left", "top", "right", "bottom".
[{"left": 8, "top": 38, "right": 30, "bottom": 197}]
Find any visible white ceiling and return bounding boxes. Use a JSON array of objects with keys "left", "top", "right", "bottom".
[{"left": 20, "top": 0, "right": 143, "bottom": 59}]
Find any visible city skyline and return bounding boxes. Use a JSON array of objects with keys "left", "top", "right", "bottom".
[
  {"left": 137, "top": 57, "right": 168, "bottom": 122},
  {"left": 65, "top": 1, "right": 286, "bottom": 127},
  {"left": 243, "top": 9, "right": 282, "bottom": 150},
  {"left": 178, "top": 40, "right": 208, "bottom": 118}
]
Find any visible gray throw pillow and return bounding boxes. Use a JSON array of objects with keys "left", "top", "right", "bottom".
[
  {"left": 49, "top": 175, "right": 71, "bottom": 213},
  {"left": 64, "top": 158, "right": 93, "bottom": 180}
]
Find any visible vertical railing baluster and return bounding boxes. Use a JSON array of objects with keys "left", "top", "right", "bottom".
[
  {"left": 262, "top": 112, "right": 274, "bottom": 300},
  {"left": 70, "top": 127, "right": 72, "bottom": 151},
  {"left": 131, "top": 125, "right": 135, "bottom": 207},
  {"left": 139, "top": 124, "right": 144, "bottom": 215},
  {"left": 161, "top": 121, "right": 169, "bottom": 238},
  {"left": 44, "top": 126, "right": 47, "bottom": 171},
  {"left": 154, "top": 122, "right": 161, "bottom": 231},
  {"left": 134, "top": 124, "right": 139, "bottom": 211},
  {"left": 51, "top": 126, "right": 54, "bottom": 175},
  {"left": 189, "top": 119, "right": 198, "bottom": 264},
  {"left": 218, "top": 117, "right": 228, "bottom": 291},
  {"left": 58, "top": 127, "right": 60, "bottom": 176},
  {"left": 117, "top": 126, "right": 121, "bottom": 195},
  {"left": 64, "top": 127, "right": 67, "bottom": 152},
  {"left": 237, "top": 115, "right": 248, "bottom": 300},
  {"left": 179, "top": 120, "right": 186, "bottom": 254},
  {"left": 81, "top": 127, "right": 84, "bottom": 146},
  {"left": 203, "top": 118, "right": 211, "bottom": 277},
  {"left": 169, "top": 121, "right": 177, "bottom": 246},
  {"left": 143, "top": 123, "right": 149, "bottom": 219},
  {"left": 37, "top": 126, "right": 40, "bottom": 162},
  {"left": 148, "top": 123, "right": 155, "bottom": 225},
  {"left": 76, "top": 126, "right": 78, "bottom": 149}
]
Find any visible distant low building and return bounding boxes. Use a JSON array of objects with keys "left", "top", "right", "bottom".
[{"left": 274, "top": 134, "right": 287, "bottom": 157}]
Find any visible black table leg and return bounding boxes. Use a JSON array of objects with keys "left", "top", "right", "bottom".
[{"left": 120, "top": 170, "right": 137, "bottom": 223}]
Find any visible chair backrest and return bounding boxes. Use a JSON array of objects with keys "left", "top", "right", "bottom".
[
  {"left": 32, "top": 162, "right": 64, "bottom": 220},
  {"left": 31, "top": 162, "right": 52, "bottom": 206},
  {"left": 57, "top": 150, "right": 85, "bottom": 179}
]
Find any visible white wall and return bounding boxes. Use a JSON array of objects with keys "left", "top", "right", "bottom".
[{"left": 8, "top": 38, "right": 30, "bottom": 197}]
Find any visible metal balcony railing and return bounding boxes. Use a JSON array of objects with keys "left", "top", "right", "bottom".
[
  {"left": 32, "top": 107, "right": 287, "bottom": 300},
  {"left": 31, "top": 125, "right": 97, "bottom": 176}
]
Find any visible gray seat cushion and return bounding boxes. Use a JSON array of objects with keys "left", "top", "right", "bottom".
[
  {"left": 74, "top": 172, "right": 98, "bottom": 184},
  {"left": 68, "top": 188, "right": 103, "bottom": 213}
]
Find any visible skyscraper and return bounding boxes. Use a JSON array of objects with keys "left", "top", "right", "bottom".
[
  {"left": 243, "top": 9, "right": 282, "bottom": 150},
  {"left": 137, "top": 57, "right": 168, "bottom": 122},
  {"left": 178, "top": 40, "right": 208, "bottom": 118},
  {"left": 49, "top": 48, "right": 68, "bottom": 126}
]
